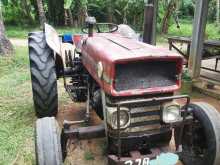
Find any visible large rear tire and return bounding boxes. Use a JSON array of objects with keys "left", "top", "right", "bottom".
[
  {"left": 176, "top": 102, "right": 220, "bottom": 165},
  {"left": 28, "top": 32, "right": 58, "bottom": 118},
  {"left": 35, "top": 117, "right": 63, "bottom": 165}
]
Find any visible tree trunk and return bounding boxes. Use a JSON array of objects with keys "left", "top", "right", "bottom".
[
  {"left": 161, "top": 0, "right": 176, "bottom": 34},
  {"left": 48, "top": 0, "right": 64, "bottom": 26},
  {"left": 217, "top": 0, "right": 220, "bottom": 26},
  {"left": 30, "top": 0, "right": 39, "bottom": 22},
  {"left": 107, "top": 0, "right": 113, "bottom": 23},
  {"left": 78, "top": 4, "right": 88, "bottom": 27},
  {"left": 64, "top": 9, "right": 68, "bottom": 26},
  {"left": 64, "top": 9, "right": 74, "bottom": 26},
  {"left": 0, "top": 7, "right": 13, "bottom": 56},
  {"left": 36, "top": 0, "right": 46, "bottom": 28},
  {"left": 68, "top": 9, "right": 74, "bottom": 26},
  {"left": 21, "top": 0, "right": 34, "bottom": 24}
]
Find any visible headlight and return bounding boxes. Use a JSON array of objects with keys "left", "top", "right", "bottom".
[
  {"left": 106, "top": 107, "right": 130, "bottom": 129},
  {"left": 162, "top": 102, "right": 182, "bottom": 123}
]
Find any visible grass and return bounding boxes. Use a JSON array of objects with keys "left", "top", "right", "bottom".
[
  {"left": 6, "top": 21, "right": 220, "bottom": 42},
  {"left": 168, "top": 22, "right": 220, "bottom": 39},
  {"left": 5, "top": 25, "right": 81, "bottom": 39},
  {"left": 84, "top": 151, "right": 95, "bottom": 161},
  {"left": 0, "top": 46, "right": 70, "bottom": 164},
  {"left": 0, "top": 46, "right": 35, "bottom": 164},
  {"left": 157, "top": 21, "right": 220, "bottom": 43}
]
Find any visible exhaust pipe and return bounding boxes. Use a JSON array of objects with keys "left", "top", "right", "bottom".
[{"left": 85, "top": 17, "right": 97, "bottom": 37}]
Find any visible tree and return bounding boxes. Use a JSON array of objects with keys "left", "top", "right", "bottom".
[
  {"left": 21, "top": 0, "right": 34, "bottom": 24},
  {"left": 161, "top": 0, "right": 177, "bottom": 34},
  {"left": 64, "top": 0, "right": 74, "bottom": 26},
  {"left": 48, "top": 0, "right": 65, "bottom": 26},
  {"left": 36, "top": 0, "right": 46, "bottom": 28},
  {"left": 107, "top": 0, "right": 113, "bottom": 23},
  {"left": 0, "top": 3, "right": 13, "bottom": 56},
  {"left": 217, "top": 0, "right": 220, "bottom": 26}
]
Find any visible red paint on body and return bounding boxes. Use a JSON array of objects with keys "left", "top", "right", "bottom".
[{"left": 79, "top": 33, "right": 183, "bottom": 97}]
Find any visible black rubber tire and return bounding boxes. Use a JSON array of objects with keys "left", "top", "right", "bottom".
[
  {"left": 35, "top": 117, "right": 63, "bottom": 165},
  {"left": 178, "top": 102, "right": 220, "bottom": 165},
  {"left": 92, "top": 89, "right": 103, "bottom": 119},
  {"left": 28, "top": 32, "right": 58, "bottom": 118}
]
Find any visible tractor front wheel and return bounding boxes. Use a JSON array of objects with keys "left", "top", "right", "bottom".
[
  {"left": 176, "top": 102, "right": 220, "bottom": 165},
  {"left": 28, "top": 32, "right": 58, "bottom": 118},
  {"left": 35, "top": 117, "right": 63, "bottom": 165}
]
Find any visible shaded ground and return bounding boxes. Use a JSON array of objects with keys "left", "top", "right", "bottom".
[
  {"left": 57, "top": 101, "right": 107, "bottom": 165},
  {"left": 4, "top": 39, "right": 219, "bottom": 164},
  {"left": 56, "top": 89, "right": 220, "bottom": 165}
]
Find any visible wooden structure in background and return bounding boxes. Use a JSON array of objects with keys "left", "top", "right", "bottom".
[
  {"left": 188, "top": 0, "right": 210, "bottom": 79},
  {"left": 168, "top": 36, "right": 220, "bottom": 73}
]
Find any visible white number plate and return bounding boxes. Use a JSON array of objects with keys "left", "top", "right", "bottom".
[{"left": 124, "top": 157, "right": 149, "bottom": 165}]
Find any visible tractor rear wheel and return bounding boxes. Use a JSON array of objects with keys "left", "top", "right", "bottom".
[
  {"left": 176, "top": 102, "right": 220, "bottom": 165},
  {"left": 28, "top": 32, "right": 58, "bottom": 118},
  {"left": 35, "top": 117, "right": 63, "bottom": 165}
]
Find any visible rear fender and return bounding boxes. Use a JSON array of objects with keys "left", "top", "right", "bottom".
[
  {"left": 44, "top": 23, "right": 64, "bottom": 76},
  {"left": 44, "top": 23, "right": 76, "bottom": 70},
  {"left": 44, "top": 23, "right": 61, "bottom": 56}
]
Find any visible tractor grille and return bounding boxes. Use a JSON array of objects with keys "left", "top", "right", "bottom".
[
  {"left": 115, "top": 61, "right": 178, "bottom": 91},
  {"left": 126, "top": 105, "right": 161, "bottom": 133}
]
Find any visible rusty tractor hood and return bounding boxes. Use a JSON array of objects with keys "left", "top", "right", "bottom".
[
  {"left": 82, "top": 33, "right": 182, "bottom": 63},
  {"left": 81, "top": 33, "right": 183, "bottom": 97}
]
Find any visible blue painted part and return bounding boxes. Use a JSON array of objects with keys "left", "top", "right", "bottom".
[
  {"left": 149, "top": 153, "right": 179, "bottom": 165},
  {"left": 63, "top": 34, "right": 73, "bottom": 43}
]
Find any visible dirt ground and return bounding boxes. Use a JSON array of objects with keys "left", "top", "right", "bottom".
[
  {"left": 57, "top": 102, "right": 107, "bottom": 165},
  {"left": 56, "top": 92, "right": 220, "bottom": 165},
  {"left": 9, "top": 38, "right": 220, "bottom": 164},
  {"left": 10, "top": 38, "right": 27, "bottom": 47}
]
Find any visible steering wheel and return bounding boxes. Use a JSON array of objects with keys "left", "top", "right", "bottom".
[{"left": 82, "top": 23, "right": 118, "bottom": 34}]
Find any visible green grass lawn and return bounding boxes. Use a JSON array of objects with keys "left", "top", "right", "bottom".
[
  {"left": 168, "top": 22, "right": 220, "bottom": 39},
  {"left": 157, "top": 21, "right": 220, "bottom": 43},
  {"left": 0, "top": 47, "right": 35, "bottom": 164},
  {"left": 5, "top": 25, "right": 81, "bottom": 39},
  {"left": 0, "top": 46, "right": 70, "bottom": 164}
]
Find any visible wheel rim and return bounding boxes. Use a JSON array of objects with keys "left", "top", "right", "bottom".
[{"left": 181, "top": 116, "right": 210, "bottom": 164}]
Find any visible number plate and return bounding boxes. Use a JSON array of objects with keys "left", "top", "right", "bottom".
[{"left": 124, "top": 157, "right": 149, "bottom": 165}]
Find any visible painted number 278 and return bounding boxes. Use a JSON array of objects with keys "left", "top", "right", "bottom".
[{"left": 124, "top": 158, "right": 150, "bottom": 165}]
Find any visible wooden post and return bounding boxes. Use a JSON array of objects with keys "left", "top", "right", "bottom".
[
  {"left": 188, "top": 0, "right": 209, "bottom": 78},
  {"left": 143, "top": 0, "right": 158, "bottom": 45},
  {"left": 152, "top": 0, "right": 158, "bottom": 45}
]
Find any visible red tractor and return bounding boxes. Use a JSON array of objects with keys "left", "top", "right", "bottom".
[{"left": 29, "top": 17, "right": 220, "bottom": 165}]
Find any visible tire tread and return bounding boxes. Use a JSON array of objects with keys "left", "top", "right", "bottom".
[{"left": 28, "top": 32, "right": 58, "bottom": 118}]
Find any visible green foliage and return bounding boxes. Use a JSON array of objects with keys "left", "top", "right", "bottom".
[
  {"left": 84, "top": 151, "right": 95, "bottom": 160},
  {"left": 2, "top": 0, "right": 36, "bottom": 26},
  {"left": 64, "top": 0, "right": 74, "bottom": 9},
  {"left": 178, "top": 0, "right": 195, "bottom": 19},
  {"left": 182, "top": 69, "right": 192, "bottom": 81},
  {"left": 167, "top": 20, "right": 220, "bottom": 40},
  {"left": 1, "top": 0, "right": 220, "bottom": 30}
]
